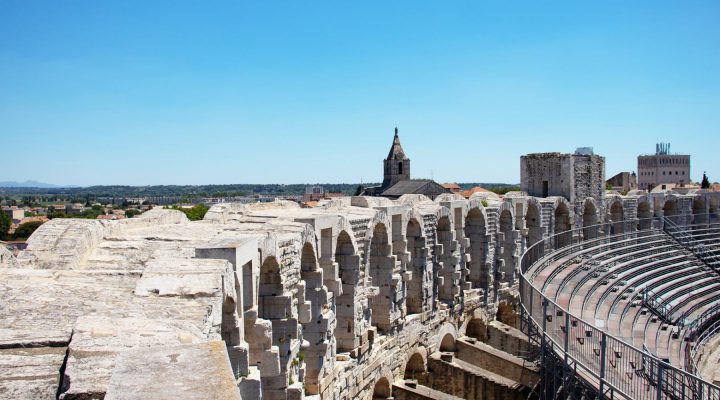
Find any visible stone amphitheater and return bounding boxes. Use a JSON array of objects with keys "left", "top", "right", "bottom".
[
  {"left": 2, "top": 140, "right": 720, "bottom": 400},
  {"left": 2, "top": 190, "right": 719, "bottom": 399}
]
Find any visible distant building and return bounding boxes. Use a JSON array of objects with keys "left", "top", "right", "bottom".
[
  {"left": 380, "top": 179, "right": 450, "bottom": 200},
  {"left": 2, "top": 206, "right": 25, "bottom": 223},
  {"left": 363, "top": 128, "right": 450, "bottom": 200},
  {"left": 520, "top": 148, "right": 605, "bottom": 205},
  {"left": 459, "top": 186, "right": 499, "bottom": 200},
  {"left": 49, "top": 204, "right": 67, "bottom": 213},
  {"left": 650, "top": 182, "right": 700, "bottom": 194},
  {"left": 303, "top": 186, "right": 325, "bottom": 202},
  {"left": 637, "top": 143, "right": 690, "bottom": 191},
  {"left": 66, "top": 204, "right": 85, "bottom": 215},
  {"left": 606, "top": 172, "right": 637, "bottom": 193},
  {"left": 442, "top": 183, "right": 461, "bottom": 193}
]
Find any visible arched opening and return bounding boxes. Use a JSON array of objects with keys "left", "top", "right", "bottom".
[
  {"left": 373, "top": 377, "right": 392, "bottom": 399},
  {"left": 369, "top": 223, "right": 394, "bottom": 332},
  {"left": 554, "top": 202, "right": 572, "bottom": 248},
  {"left": 439, "top": 333, "right": 456, "bottom": 352},
  {"left": 406, "top": 219, "right": 426, "bottom": 315},
  {"left": 436, "top": 217, "right": 458, "bottom": 303},
  {"left": 693, "top": 198, "right": 708, "bottom": 226},
  {"left": 300, "top": 243, "right": 324, "bottom": 394},
  {"left": 582, "top": 200, "right": 599, "bottom": 240},
  {"left": 334, "top": 231, "right": 359, "bottom": 352},
  {"left": 610, "top": 201, "right": 624, "bottom": 234},
  {"left": 498, "top": 210, "right": 516, "bottom": 286},
  {"left": 526, "top": 203, "right": 542, "bottom": 247},
  {"left": 466, "top": 318, "right": 486, "bottom": 341},
  {"left": 255, "top": 256, "right": 288, "bottom": 385},
  {"left": 637, "top": 201, "right": 652, "bottom": 230},
  {"left": 663, "top": 199, "right": 679, "bottom": 225},
  {"left": 496, "top": 301, "right": 519, "bottom": 328},
  {"left": 710, "top": 198, "right": 719, "bottom": 223},
  {"left": 404, "top": 352, "right": 426, "bottom": 382},
  {"left": 259, "top": 257, "right": 283, "bottom": 319},
  {"left": 221, "top": 295, "right": 241, "bottom": 378},
  {"left": 465, "top": 208, "right": 488, "bottom": 289}
]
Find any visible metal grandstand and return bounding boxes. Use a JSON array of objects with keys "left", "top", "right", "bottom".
[{"left": 520, "top": 215, "right": 720, "bottom": 400}]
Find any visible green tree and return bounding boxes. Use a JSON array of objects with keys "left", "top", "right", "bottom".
[
  {"left": 11, "top": 221, "right": 45, "bottom": 240},
  {"left": 172, "top": 204, "right": 209, "bottom": 221},
  {"left": 0, "top": 211, "right": 10, "bottom": 241},
  {"left": 701, "top": 172, "right": 711, "bottom": 189},
  {"left": 125, "top": 209, "right": 141, "bottom": 218}
]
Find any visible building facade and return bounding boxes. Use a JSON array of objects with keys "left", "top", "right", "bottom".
[
  {"left": 637, "top": 143, "right": 690, "bottom": 190},
  {"left": 606, "top": 171, "right": 637, "bottom": 193}
]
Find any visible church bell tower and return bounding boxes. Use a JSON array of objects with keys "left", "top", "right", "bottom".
[{"left": 382, "top": 127, "right": 410, "bottom": 189}]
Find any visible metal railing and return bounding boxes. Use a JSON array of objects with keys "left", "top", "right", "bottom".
[
  {"left": 664, "top": 219, "right": 720, "bottom": 268},
  {"left": 643, "top": 288, "right": 674, "bottom": 324},
  {"left": 520, "top": 215, "right": 720, "bottom": 399},
  {"left": 688, "top": 318, "right": 720, "bottom": 375}
]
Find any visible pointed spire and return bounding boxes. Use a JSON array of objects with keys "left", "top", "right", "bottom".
[{"left": 387, "top": 127, "right": 406, "bottom": 160}]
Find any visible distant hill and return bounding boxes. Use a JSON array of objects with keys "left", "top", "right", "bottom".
[{"left": 0, "top": 180, "right": 77, "bottom": 188}]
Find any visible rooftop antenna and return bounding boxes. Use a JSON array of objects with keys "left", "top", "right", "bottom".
[{"left": 431, "top": 169, "right": 434, "bottom": 180}]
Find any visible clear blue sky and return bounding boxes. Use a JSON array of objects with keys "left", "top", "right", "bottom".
[{"left": 1, "top": 1, "right": 718, "bottom": 186}]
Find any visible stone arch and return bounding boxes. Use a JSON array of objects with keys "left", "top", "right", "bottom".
[
  {"left": 334, "top": 230, "right": 360, "bottom": 352},
  {"left": 436, "top": 323, "right": 458, "bottom": 352},
  {"left": 368, "top": 222, "right": 396, "bottom": 333},
  {"left": 300, "top": 242, "right": 326, "bottom": 394},
  {"left": 465, "top": 206, "right": 489, "bottom": 290},
  {"left": 553, "top": 200, "right": 572, "bottom": 248},
  {"left": 436, "top": 215, "right": 459, "bottom": 303},
  {"left": 404, "top": 349, "right": 428, "bottom": 382},
  {"left": 398, "top": 194, "right": 433, "bottom": 206},
  {"left": 609, "top": 200, "right": 624, "bottom": 234},
  {"left": 372, "top": 377, "right": 392, "bottom": 399},
  {"left": 710, "top": 196, "right": 720, "bottom": 223},
  {"left": 525, "top": 201, "right": 542, "bottom": 247},
  {"left": 405, "top": 217, "right": 427, "bottom": 314},
  {"left": 439, "top": 333, "right": 456, "bottom": 352},
  {"left": 663, "top": 196, "right": 679, "bottom": 224},
  {"left": 258, "top": 256, "right": 283, "bottom": 320},
  {"left": 693, "top": 197, "right": 708, "bottom": 226},
  {"left": 582, "top": 198, "right": 600, "bottom": 240},
  {"left": 497, "top": 207, "right": 516, "bottom": 285},
  {"left": 465, "top": 318, "right": 486, "bottom": 341},
  {"left": 435, "top": 193, "right": 465, "bottom": 203},
  {"left": 221, "top": 290, "right": 241, "bottom": 378},
  {"left": 496, "top": 299, "right": 519, "bottom": 327},
  {"left": 637, "top": 197, "right": 653, "bottom": 230}
]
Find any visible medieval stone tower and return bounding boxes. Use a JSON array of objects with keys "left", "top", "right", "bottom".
[{"left": 382, "top": 127, "right": 410, "bottom": 189}]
